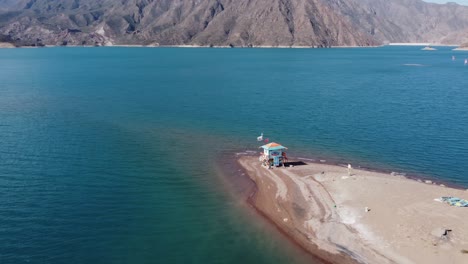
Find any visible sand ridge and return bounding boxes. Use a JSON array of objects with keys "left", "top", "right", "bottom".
[{"left": 239, "top": 156, "right": 468, "bottom": 264}]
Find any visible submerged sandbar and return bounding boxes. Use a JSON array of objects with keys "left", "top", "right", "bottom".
[{"left": 238, "top": 156, "right": 468, "bottom": 264}]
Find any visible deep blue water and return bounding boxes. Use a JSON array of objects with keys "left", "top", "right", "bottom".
[{"left": 0, "top": 46, "right": 467, "bottom": 264}]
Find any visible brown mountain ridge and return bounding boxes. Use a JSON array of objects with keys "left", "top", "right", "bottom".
[{"left": 0, "top": 0, "right": 468, "bottom": 47}]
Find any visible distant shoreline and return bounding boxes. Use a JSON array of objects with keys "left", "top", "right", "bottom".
[
  {"left": 0, "top": 42, "right": 15, "bottom": 48},
  {"left": 0, "top": 43, "right": 382, "bottom": 49},
  {"left": 1, "top": 42, "right": 463, "bottom": 49},
  {"left": 388, "top": 43, "right": 458, "bottom": 47}
]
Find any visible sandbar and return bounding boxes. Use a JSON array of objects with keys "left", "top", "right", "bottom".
[{"left": 239, "top": 156, "right": 468, "bottom": 264}]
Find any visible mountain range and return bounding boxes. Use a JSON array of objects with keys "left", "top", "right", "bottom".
[{"left": 0, "top": 0, "right": 467, "bottom": 47}]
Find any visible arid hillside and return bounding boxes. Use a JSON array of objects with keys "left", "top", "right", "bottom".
[{"left": 0, "top": 0, "right": 467, "bottom": 47}]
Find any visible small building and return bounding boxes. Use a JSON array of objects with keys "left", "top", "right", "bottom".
[{"left": 259, "top": 142, "right": 288, "bottom": 167}]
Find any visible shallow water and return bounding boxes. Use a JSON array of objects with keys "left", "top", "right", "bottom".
[{"left": 0, "top": 46, "right": 467, "bottom": 263}]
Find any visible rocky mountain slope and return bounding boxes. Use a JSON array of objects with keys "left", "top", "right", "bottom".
[
  {"left": 0, "top": 0, "right": 467, "bottom": 47},
  {"left": 353, "top": 0, "right": 468, "bottom": 44}
]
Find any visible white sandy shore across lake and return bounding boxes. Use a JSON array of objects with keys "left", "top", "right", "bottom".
[
  {"left": 2, "top": 44, "right": 384, "bottom": 49},
  {"left": 239, "top": 156, "right": 468, "bottom": 264},
  {"left": 0, "top": 42, "right": 15, "bottom": 48}
]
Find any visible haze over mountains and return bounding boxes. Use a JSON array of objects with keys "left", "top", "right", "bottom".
[{"left": 0, "top": 0, "right": 467, "bottom": 47}]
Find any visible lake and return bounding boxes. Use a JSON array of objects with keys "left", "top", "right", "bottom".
[{"left": 0, "top": 46, "right": 467, "bottom": 263}]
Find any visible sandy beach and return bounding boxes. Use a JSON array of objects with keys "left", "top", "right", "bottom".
[
  {"left": 0, "top": 42, "right": 15, "bottom": 48},
  {"left": 239, "top": 156, "right": 468, "bottom": 264}
]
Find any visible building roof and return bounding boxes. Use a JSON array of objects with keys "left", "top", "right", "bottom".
[{"left": 260, "top": 142, "right": 287, "bottom": 151}]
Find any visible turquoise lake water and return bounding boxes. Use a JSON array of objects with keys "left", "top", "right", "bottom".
[{"left": 0, "top": 46, "right": 467, "bottom": 263}]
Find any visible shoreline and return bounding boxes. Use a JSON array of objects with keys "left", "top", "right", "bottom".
[
  {"left": 235, "top": 153, "right": 468, "bottom": 264},
  {"left": 0, "top": 42, "right": 15, "bottom": 48},
  {"left": 216, "top": 151, "right": 342, "bottom": 264},
  {"left": 1, "top": 41, "right": 463, "bottom": 49},
  {"left": 278, "top": 153, "right": 467, "bottom": 191},
  {"left": 388, "top": 43, "right": 458, "bottom": 47},
  {"left": 4, "top": 43, "right": 465, "bottom": 49},
  {"left": 0, "top": 44, "right": 384, "bottom": 49},
  {"left": 2, "top": 44, "right": 464, "bottom": 50}
]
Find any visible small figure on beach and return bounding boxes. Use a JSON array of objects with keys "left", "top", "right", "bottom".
[
  {"left": 452, "top": 55, "right": 455, "bottom": 61},
  {"left": 348, "top": 164, "right": 352, "bottom": 176}
]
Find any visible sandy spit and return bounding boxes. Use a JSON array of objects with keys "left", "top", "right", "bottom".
[{"left": 239, "top": 156, "right": 468, "bottom": 264}]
